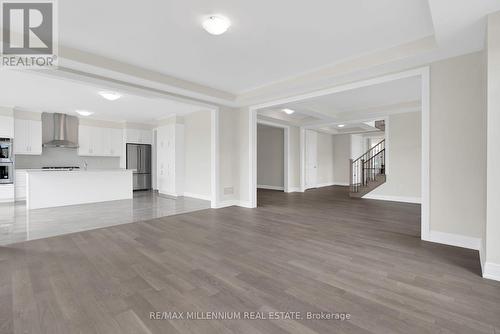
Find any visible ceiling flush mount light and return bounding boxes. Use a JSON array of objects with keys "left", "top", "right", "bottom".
[
  {"left": 202, "top": 15, "right": 231, "bottom": 35},
  {"left": 76, "top": 110, "right": 94, "bottom": 117},
  {"left": 98, "top": 91, "right": 122, "bottom": 101},
  {"left": 282, "top": 108, "right": 295, "bottom": 115},
  {"left": 337, "top": 124, "right": 345, "bottom": 128}
]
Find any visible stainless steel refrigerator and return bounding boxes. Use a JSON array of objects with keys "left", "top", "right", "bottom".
[{"left": 126, "top": 143, "right": 152, "bottom": 191}]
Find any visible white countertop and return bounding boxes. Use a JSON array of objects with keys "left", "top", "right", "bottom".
[
  {"left": 26, "top": 168, "right": 133, "bottom": 209},
  {"left": 24, "top": 169, "right": 133, "bottom": 173}
]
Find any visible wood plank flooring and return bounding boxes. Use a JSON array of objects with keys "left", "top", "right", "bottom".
[{"left": 1, "top": 186, "right": 499, "bottom": 334}]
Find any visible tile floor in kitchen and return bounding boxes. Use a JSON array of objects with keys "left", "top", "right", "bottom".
[{"left": 0, "top": 190, "right": 210, "bottom": 245}]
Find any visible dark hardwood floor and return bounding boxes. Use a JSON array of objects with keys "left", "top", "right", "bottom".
[{"left": 1, "top": 186, "right": 499, "bottom": 334}]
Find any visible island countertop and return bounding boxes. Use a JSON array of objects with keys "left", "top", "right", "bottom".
[
  {"left": 26, "top": 169, "right": 133, "bottom": 210},
  {"left": 24, "top": 168, "right": 134, "bottom": 173}
]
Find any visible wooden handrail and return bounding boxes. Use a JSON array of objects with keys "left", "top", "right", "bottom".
[
  {"left": 352, "top": 139, "right": 385, "bottom": 164},
  {"left": 350, "top": 139, "right": 386, "bottom": 193},
  {"left": 363, "top": 148, "right": 385, "bottom": 165}
]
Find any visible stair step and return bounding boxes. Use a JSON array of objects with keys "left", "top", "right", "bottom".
[{"left": 349, "top": 174, "right": 386, "bottom": 198}]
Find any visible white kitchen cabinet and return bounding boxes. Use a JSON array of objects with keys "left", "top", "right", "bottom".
[
  {"left": 0, "top": 184, "right": 14, "bottom": 203},
  {"left": 156, "top": 123, "right": 184, "bottom": 196},
  {"left": 0, "top": 115, "right": 14, "bottom": 138},
  {"left": 78, "top": 125, "right": 92, "bottom": 155},
  {"left": 90, "top": 126, "right": 106, "bottom": 156},
  {"left": 15, "top": 169, "right": 27, "bottom": 200},
  {"left": 78, "top": 125, "right": 123, "bottom": 157},
  {"left": 140, "top": 130, "right": 152, "bottom": 144},
  {"left": 126, "top": 128, "right": 152, "bottom": 144},
  {"left": 108, "top": 128, "right": 123, "bottom": 156},
  {"left": 13, "top": 119, "right": 42, "bottom": 155}
]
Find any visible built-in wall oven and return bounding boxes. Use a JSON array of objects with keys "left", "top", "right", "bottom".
[
  {"left": 0, "top": 138, "right": 14, "bottom": 184},
  {"left": 0, "top": 163, "right": 13, "bottom": 184},
  {"left": 0, "top": 138, "right": 13, "bottom": 163}
]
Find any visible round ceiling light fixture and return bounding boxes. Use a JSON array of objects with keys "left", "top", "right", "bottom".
[
  {"left": 337, "top": 124, "right": 345, "bottom": 128},
  {"left": 76, "top": 110, "right": 94, "bottom": 117},
  {"left": 202, "top": 15, "right": 231, "bottom": 35},
  {"left": 98, "top": 91, "right": 122, "bottom": 101},
  {"left": 282, "top": 108, "right": 295, "bottom": 115}
]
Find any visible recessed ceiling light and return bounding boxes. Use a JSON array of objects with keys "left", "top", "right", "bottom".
[
  {"left": 282, "top": 108, "right": 295, "bottom": 115},
  {"left": 98, "top": 91, "right": 122, "bottom": 101},
  {"left": 202, "top": 15, "right": 231, "bottom": 35},
  {"left": 337, "top": 124, "right": 345, "bottom": 128},
  {"left": 76, "top": 110, "right": 94, "bottom": 117}
]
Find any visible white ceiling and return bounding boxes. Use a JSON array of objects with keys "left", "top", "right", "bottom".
[
  {"left": 268, "top": 76, "right": 421, "bottom": 123},
  {"left": 0, "top": 71, "right": 204, "bottom": 123},
  {"left": 255, "top": 75, "right": 422, "bottom": 132},
  {"left": 317, "top": 122, "right": 383, "bottom": 135},
  {"left": 258, "top": 109, "right": 320, "bottom": 126},
  {"left": 59, "top": 0, "right": 434, "bottom": 94}
]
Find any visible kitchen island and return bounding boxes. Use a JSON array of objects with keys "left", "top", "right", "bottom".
[{"left": 26, "top": 169, "right": 133, "bottom": 210}]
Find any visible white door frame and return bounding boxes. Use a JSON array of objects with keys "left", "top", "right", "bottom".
[
  {"left": 303, "top": 129, "right": 318, "bottom": 190},
  {"left": 256, "top": 120, "right": 290, "bottom": 193},
  {"left": 248, "top": 66, "right": 430, "bottom": 241},
  {"left": 210, "top": 108, "right": 220, "bottom": 209}
]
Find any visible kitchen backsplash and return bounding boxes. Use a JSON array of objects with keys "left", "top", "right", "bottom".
[{"left": 14, "top": 147, "right": 120, "bottom": 169}]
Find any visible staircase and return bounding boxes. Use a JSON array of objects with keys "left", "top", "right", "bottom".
[{"left": 349, "top": 139, "right": 386, "bottom": 198}]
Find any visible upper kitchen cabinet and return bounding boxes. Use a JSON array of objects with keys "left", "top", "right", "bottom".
[
  {"left": 78, "top": 125, "right": 123, "bottom": 157},
  {"left": 125, "top": 128, "right": 152, "bottom": 144},
  {"left": 0, "top": 115, "right": 14, "bottom": 138},
  {"left": 13, "top": 119, "right": 42, "bottom": 155},
  {"left": 103, "top": 128, "right": 123, "bottom": 156}
]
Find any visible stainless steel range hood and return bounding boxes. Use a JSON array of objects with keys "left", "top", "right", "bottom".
[{"left": 42, "top": 113, "right": 79, "bottom": 148}]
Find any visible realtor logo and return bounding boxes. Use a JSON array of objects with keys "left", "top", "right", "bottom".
[{"left": 1, "top": 0, "right": 57, "bottom": 68}]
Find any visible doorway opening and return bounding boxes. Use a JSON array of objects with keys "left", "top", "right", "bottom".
[
  {"left": 257, "top": 123, "right": 286, "bottom": 192},
  {"left": 249, "top": 67, "right": 429, "bottom": 240}
]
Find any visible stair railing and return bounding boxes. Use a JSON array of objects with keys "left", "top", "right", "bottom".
[{"left": 349, "top": 139, "right": 385, "bottom": 193}]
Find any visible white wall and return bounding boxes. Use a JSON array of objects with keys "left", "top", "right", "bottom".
[
  {"left": 257, "top": 124, "right": 284, "bottom": 189},
  {"left": 288, "top": 125, "right": 301, "bottom": 190},
  {"left": 430, "top": 52, "right": 486, "bottom": 241},
  {"left": 217, "top": 107, "right": 246, "bottom": 205},
  {"left": 316, "top": 131, "right": 334, "bottom": 186},
  {"left": 184, "top": 111, "right": 211, "bottom": 199},
  {"left": 486, "top": 11, "right": 500, "bottom": 273},
  {"left": 332, "top": 134, "right": 351, "bottom": 185},
  {"left": 350, "top": 134, "right": 364, "bottom": 159},
  {"left": 367, "top": 112, "right": 421, "bottom": 201}
]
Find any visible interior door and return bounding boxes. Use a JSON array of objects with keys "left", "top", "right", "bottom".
[{"left": 305, "top": 130, "right": 318, "bottom": 189}]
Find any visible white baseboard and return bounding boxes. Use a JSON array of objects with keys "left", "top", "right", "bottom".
[
  {"left": 304, "top": 182, "right": 348, "bottom": 190},
  {"left": 212, "top": 200, "right": 255, "bottom": 209},
  {"left": 362, "top": 194, "right": 421, "bottom": 204},
  {"left": 212, "top": 200, "right": 236, "bottom": 208},
  {"left": 236, "top": 200, "right": 254, "bottom": 208},
  {"left": 183, "top": 192, "right": 212, "bottom": 201},
  {"left": 426, "top": 230, "right": 482, "bottom": 250},
  {"left": 483, "top": 262, "right": 500, "bottom": 281},
  {"left": 315, "top": 182, "right": 335, "bottom": 188},
  {"left": 257, "top": 185, "right": 284, "bottom": 191},
  {"left": 286, "top": 186, "right": 302, "bottom": 193},
  {"left": 158, "top": 191, "right": 180, "bottom": 198}
]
